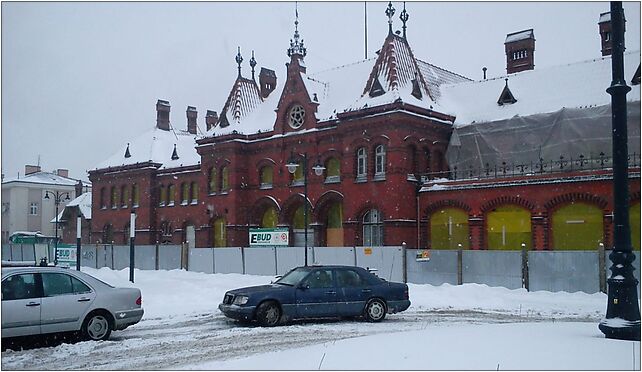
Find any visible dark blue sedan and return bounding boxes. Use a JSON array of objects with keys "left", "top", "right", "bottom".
[{"left": 218, "top": 265, "right": 410, "bottom": 326}]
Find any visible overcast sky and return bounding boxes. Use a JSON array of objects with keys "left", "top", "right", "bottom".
[{"left": 2, "top": 1, "right": 640, "bottom": 182}]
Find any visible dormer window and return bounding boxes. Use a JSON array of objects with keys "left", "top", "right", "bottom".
[
  {"left": 498, "top": 78, "right": 517, "bottom": 105},
  {"left": 369, "top": 77, "right": 385, "bottom": 97},
  {"left": 411, "top": 79, "right": 422, "bottom": 99}
]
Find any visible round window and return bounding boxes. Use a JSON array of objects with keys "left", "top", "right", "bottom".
[{"left": 288, "top": 105, "right": 305, "bottom": 129}]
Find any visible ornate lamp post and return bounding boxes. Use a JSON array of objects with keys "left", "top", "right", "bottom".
[
  {"left": 598, "top": 1, "right": 640, "bottom": 341},
  {"left": 286, "top": 153, "right": 325, "bottom": 266},
  {"left": 44, "top": 190, "right": 71, "bottom": 265}
]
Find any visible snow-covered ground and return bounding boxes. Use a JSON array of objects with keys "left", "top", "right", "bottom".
[{"left": 1, "top": 267, "right": 639, "bottom": 370}]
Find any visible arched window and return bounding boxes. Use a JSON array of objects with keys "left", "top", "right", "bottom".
[
  {"left": 293, "top": 205, "right": 310, "bottom": 229},
  {"left": 292, "top": 161, "right": 304, "bottom": 186},
  {"left": 260, "top": 166, "right": 273, "bottom": 189},
  {"left": 430, "top": 208, "right": 469, "bottom": 249},
  {"left": 110, "top": 186, "right": 118, "bottom": 209},
  {"left": 631, "top": 202, "right": 641, "bottom": 251},
  {"left": 356, "top": 147, "right": 367, "bottom": 180},
  {"left": 213, "top": 217, "right": 226, "bottom": 247},
  {"left": 326, "top": 202, "right": 344, "bottom": 246},
  {"left": 181, "top": 183, "right": 189, "bottom": 205},
  {"left": 552, "top": 202, "right": 603, "bottom": 250},
  {"left": 190, "top": 182, "right": 199, "bottom": 204},
  {"left": 208, "top": 168, "right": 217, "bottom": 194},
  {"left": 325, "top": 158, "right": 340, "bottom": 183},
  {"left": 487, "top": 205, "right": 531, "bottom": 250},
  {"left": 132, "top": 184, "right": 140, "bottom": 207},
  {"left": 167, "top": 184, "right": 175, "bottom": 206},
  {"left": 159, "top": 221, "right": 172, "bottom": 244},
  {"left": 262, "top": 207, "right": 278, "bottom": 228},
  {"left": 121, "top": 185, "right": 129, "bottom": 208},
  {"left": 363, "top": 209, "right": 383, "bottom": 246},
  {"left": 221, "top": 166, "right": 229, "bottom": 192},
  {"left": 158, "top": 185, "right": 166, "bottom": 207},
  {"left": 100, "top": 188, "right": 106, "bottom": 209},
  {"left": 375, "top": 145, "right": 386, "bottom": 179}
]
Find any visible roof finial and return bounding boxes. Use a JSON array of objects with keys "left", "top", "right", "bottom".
[
  {"left": 249, "top": 50, "right": 257, "bottom": 80},
  {"left": 287, "top": 2, "right": 307, "bottom": 58},
  {"left": 235, "top": 46, "right": 243, "bottom": 78},
  {"left": 399, "top": 2, "right": 408, "bottom": 39},
  {"left": 385, "top": 2, "right": 395, "bottom": 36}
]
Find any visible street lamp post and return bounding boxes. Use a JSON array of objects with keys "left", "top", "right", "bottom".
[
  {"left": 129, "top": 209, "right": 136, "bottom": 283},
  {"left": 286, "top": 153, "right": 325, "bottom": 266},
  {"left": 598, "top": 1, "right": 641, "bottom": 341},
  {"left": 44, "top": 190, "right": 71, "bottom": 265}
]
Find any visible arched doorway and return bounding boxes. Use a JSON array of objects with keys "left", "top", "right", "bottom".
[
  {"left": 430, "top": 208, "right": 469, "bottom": 249},
  {"left": 551, "top": 202, "right": 603, "bottom": 250},
  {"left": 486, "top": 205, "right": 531, "bottom": 250},
  {"left": 326, "top": 202, "right": 344, "bottom": 247},
  {"left": 211, "top": 217, "right": 226, "bottom": 247}
]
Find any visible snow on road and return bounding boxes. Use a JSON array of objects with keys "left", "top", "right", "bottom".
[{"left": 1, "top": 267, "right": 639, "bottom": 370}]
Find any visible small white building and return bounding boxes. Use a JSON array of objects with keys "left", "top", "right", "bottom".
[{"left": 1, "top": 165, "right": 91, "bottom": 243}]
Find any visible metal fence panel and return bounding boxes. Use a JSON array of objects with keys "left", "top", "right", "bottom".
[
  {"left": 605, "top": 250, "right": 641, "bottom": 293},
  {"left": 213, "top": 247, "right": 243, "bottom": 274},
  {"left": 312, "top": 247, "right": 356, "bottom": 266},
  {"left": 406, "top": 249, "right": 459, "bottom": 285},
  {"left": 21, "top": 246, "right": 35, "bottom": 262},
  {"left": 2, "top": 244, "right": 11, "bottom": 260},
  {"left": 95, "top": 245, "right": 113, "bottom": 269},
  {"left": 112, "top": 245, "right": 130, "bottom": 270},
  {"left": 188, "top": 248, "right": 214, "bottom": 274},
  {"left": 80, "top": 245, "right": 97, "bottom": 268},
  {"left": 276, "top": 247, "right": 305, "bottom": 275},
  {"left": 245, "top": 247, "right": 277, "bottom": 276},
  {"left": 463, "top": 250, "right": 522, "bottom": 289},
  {"left": 11, "top": 245, "right": 23, "bottom": 261},
  {"left": 356, "top": 247, "right": 403, "bottom": 282},
  {"left": 529, "top": 250, "right": 599, "bottom": 294},
  {"left": 158, "top": 245, "right": 182, "bottom": 270},
  {"left": 135, "top": 245, "right": 156, "bottom": 270}
]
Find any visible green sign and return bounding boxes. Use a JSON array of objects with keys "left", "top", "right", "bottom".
[
  {"left": 249, "top": 228, "right": 289, "bottom": 246},
  {"left": 56, "top": 246, "right": 77, "bottom": 266}
]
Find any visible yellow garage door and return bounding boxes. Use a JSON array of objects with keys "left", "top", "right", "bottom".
[
  {"left": 487, "top": 205, "right": 531, "bottom": 250},
  {"left": 430, "top": 208, "right": 469, "bottom": 249},
  {"left": 552, "top": 202, "right": 603, "bottom": 250}
]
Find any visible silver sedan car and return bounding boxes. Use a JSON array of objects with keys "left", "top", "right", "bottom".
[{"left": 1, "top": 265, "right": 143, "bottom": 341}]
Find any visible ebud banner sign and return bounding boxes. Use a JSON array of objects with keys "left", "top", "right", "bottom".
[{"left": 249, "top": 228, "right": 289, "bottom": 246}]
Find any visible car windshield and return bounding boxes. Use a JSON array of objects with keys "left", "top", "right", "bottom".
[{"left": 275, "top": 267, "right": 312, "bottom": 286}]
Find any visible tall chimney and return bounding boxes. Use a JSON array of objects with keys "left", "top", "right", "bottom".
[
  {"left": 75, "top": 180, "right": 83, "bottom": 198},
  {"left": 56, "top": 169, "right": 69, "bottom": 178},
  {"left": 598, "top": 11, "right": 621, "bottom": 57},
  {"left": 259, "top": 67, "right": 277, "bottom": 98},
  {"left": 206, "top": 110, "right": 218, "bottom": 131},
  {"left": 25, "top": 165, "right": 41, "bottom": 175},
  {"left": 186, "top": 106, "right": 197, "bottom": 135},
  {"left": 505, "top": 29, "right": 535, "bottom": 74},
  {"left": 156, "top": 99, "right": 171, "bottom": 131}
]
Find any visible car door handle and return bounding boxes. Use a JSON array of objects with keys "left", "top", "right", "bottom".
[
  {"left": 77, "top": 298, "right": 91, "bottom": 302},
  {"left": 325, "top": 290, "right": 337, "bottom": 295},
  {"left": 361, "top": 289, "right": 372, "bottom": 293},
  {"left": 26, "top": 302, "right": 40, "bottom": 307}
]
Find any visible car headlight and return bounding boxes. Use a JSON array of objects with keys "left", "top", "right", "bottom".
[{"left": 232, "top": 295, "right": 249, "bottom": 305}]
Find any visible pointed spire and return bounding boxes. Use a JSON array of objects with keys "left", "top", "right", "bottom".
[
  {"left": 287, "top": 2, "right": 307, "bottom": 58},
  {"left": 124, "top": 143, "right": 131, "bottom": 158},
  {"left": 249, "top": 50, "right": 257, "bottom": 81},
  {"left": 235, "top": 46, "right": 243, "bottom": 78},
  {"left": 171, "top": 144, "right": 179, "bottom": 160},
  {"left": 385, "top": 2, "right": 395, "bottom": 36},
  {"left": 399, "top": 2, "right": 408, "bottom": 39}
]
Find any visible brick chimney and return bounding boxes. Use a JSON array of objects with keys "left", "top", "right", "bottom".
[
  {"left": 205, "top": 110, "right": 218, "bottom": 131},
  {"left": 505, "top": 29, "right": 535, "bottom": 74},
  {"left": 598, "top": 12, "right": 620, "bottom": 57},
  {"left": 259, "top": 68, "right": 277, "bottom": 98},
  {"left": 75, "top": 180, "right": 84, "bottom": 198},
  {"left": 186, "top": 106, "right": 197, "bottom": 135},
  {"left": 25, "top": 165, "right": 41, "bottom": 175},
  {"left": 156, "top": 99, "right": 171, "bottom": 131},
  {"left": 56, "top": 169, "right": 69, "bottom": 178}
]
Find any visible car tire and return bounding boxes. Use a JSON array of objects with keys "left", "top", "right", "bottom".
[
  {"left": 255, "top": 301, "right": 281, "bottom": 327},
  {"left": 82, "top": 312, "right": 112, "bottom": 341},
  {"left": 364, "top": 298, "right": 387, "bottom": 322}
]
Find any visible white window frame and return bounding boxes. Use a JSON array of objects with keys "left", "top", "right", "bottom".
[
  {"left": 357, "top": 147, "right": 367, "bottom": 181},
  {"left": 29, "top": 202, "right": 38, "bottom": 216},
  {"left": 363, "top": 209, "right": 383, "bottom": 246},
  {"left": 375, "top": 144, "right": 386, "bottom": 179}
]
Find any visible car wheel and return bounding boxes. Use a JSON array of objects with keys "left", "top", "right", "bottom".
[
  {"left": 256, "top": 301, "right": 281, "bottom": 327},
  {"left": 82, "top": 312, "right": 112, "bottom": 341},
  {"left": 364, "top": 298, "right": 386, "bottom": 322}
]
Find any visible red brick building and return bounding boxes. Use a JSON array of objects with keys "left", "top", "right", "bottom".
[{"left": 89, "top": 5, "right": 640, "bottom": 251}]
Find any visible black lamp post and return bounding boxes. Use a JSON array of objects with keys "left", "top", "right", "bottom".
[
  {"left": 598, "top": 1, "right": 641, "bottom": 341},
  {"left": 44, "top": 190, "right": 71, "bottom": 265},
  {"left": 286, "top": 153, "right": 325, "bottom": 266},
  {"left": 129, "top": 209, "right": 136, "bottom": 283}
]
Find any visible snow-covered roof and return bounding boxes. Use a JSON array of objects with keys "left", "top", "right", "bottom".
[
  {"left": 2, "top": 171, "right": 79, "bottom": 187},
  {"left": 505, "top": 29, "right": 534, "bottom": 43},
  {"left": 51, "top": 191, "right": 92, "bottom": 222},
  {"left": 439, "top": 50, "right": 641, "bottom": 126},
  {"left": 205, "top": 76, "right": 266, "bottom": 137},
  {"left": 96, "top": 126, "right": 199, "bottom": 170}
]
